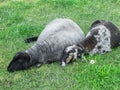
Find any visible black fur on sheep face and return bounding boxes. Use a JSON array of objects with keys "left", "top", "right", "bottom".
[
  {"left": 61, "top": 44, "right": 84, "bottom": 66},
  {"left": 7, "top": 52, "right": 32, "bottom": 72}
]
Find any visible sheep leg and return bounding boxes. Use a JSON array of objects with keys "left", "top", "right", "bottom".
[
  {"left": 60, "top": 54, "right": 67, "bottom": 67},
  {"left": 61, "top": 61, "right": 66, "bottom": 67}
]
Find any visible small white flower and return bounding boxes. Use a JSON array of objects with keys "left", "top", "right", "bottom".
[{"left": 90, "top": 60, "right": 95, "bottom": 64}]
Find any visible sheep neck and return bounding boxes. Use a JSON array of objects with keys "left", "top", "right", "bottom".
[
  {"left": 81, "top": 36, "right": 97, "bottom": 53},
  {"left": 25, "top": 45, "right": 42, "bottom": 66}
]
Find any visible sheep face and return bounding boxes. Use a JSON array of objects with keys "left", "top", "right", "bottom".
[
  {"left": 61, "top": 45, "right": 83, "bottom": 66},
  {"left": 7, "top": 52, "right": 31, "bottom": 72}
]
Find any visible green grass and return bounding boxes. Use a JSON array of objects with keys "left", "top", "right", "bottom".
[{"left": 0, "top": 0, "right": 120, "bottom": 90}]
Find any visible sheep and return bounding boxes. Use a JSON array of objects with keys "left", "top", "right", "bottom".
[
  {"left": 61, "top": 20, "right": 120, "bottom": 66},
  {"left": 7, "top": 18, "right": 85, "bottom": 72}
]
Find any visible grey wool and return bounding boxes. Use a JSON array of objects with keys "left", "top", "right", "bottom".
[{"left": 26, "top": 18, "right": 85, "bottom": 64}]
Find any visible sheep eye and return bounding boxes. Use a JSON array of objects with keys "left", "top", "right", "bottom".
[
  {"left": 68, "top": 49, "right": 75, "bottom": 53},
  {"left": 18, "top": 59, "right": 23, "bottom": 63},
  {"left": 72, "top": 49, "right": 75, "bottom": 52}
]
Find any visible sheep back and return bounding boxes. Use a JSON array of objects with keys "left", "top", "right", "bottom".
[{"left": 85, "top": 20, "right": 120, "bottom": 54}]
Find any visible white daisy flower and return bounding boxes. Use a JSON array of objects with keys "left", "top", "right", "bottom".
[{"left": 90, "top": 60, "right": 95, "bottom": 64}]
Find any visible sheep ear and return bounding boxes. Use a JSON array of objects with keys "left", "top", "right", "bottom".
[
  {"left": 91, "top": 20, "right": 105, "bottom": 28},
  {"left": 12, "top": 53, "right": 21, "bottom": 61},
  {"left": 12, "top": 52, "right": 29, "bottom": 62},
  {"left": 66, "top": 55, "right": 74, "bottom": 64}
]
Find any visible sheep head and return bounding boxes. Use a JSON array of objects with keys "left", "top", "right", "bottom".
[
  {"left": 7, "top": 52, "right": 31, "bottom": 72},
  {"left": 61, "top": 45, "right": 84, "bottom": 66}
]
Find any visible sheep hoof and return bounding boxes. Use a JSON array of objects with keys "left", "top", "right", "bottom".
[
  {"left": 61, "top": 61, "right": 66, "bottom": 67},
  {"left": 36, "top": 63, "right": 42, "bottom": 68}
]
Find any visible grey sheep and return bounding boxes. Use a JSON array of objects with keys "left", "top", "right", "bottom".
[{"left": 7, "top": 18, "right": 85, "bottom": 72}]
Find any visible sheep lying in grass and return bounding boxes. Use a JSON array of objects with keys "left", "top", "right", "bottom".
[
  {"left": 61, "top": 20, "right": 120, "bottom": 66},
  {"left": 7, "top": 18, "right": 85, "bottom": 72}
]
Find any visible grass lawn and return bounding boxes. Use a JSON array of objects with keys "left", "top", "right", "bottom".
[{"left": 0, "top": 0, "right": 120, "bottom": 90}]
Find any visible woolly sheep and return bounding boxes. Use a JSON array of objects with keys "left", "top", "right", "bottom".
[
  {"left": 7, "top": 18, "right": 85, "bottom": 72},
  {"left": 61, "top": 20, "right": 120, "bottom": 66}
]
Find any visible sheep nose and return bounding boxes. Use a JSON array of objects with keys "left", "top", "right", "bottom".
[{"left": 7, "top": 67, "right": 14, "bottom": 72}]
